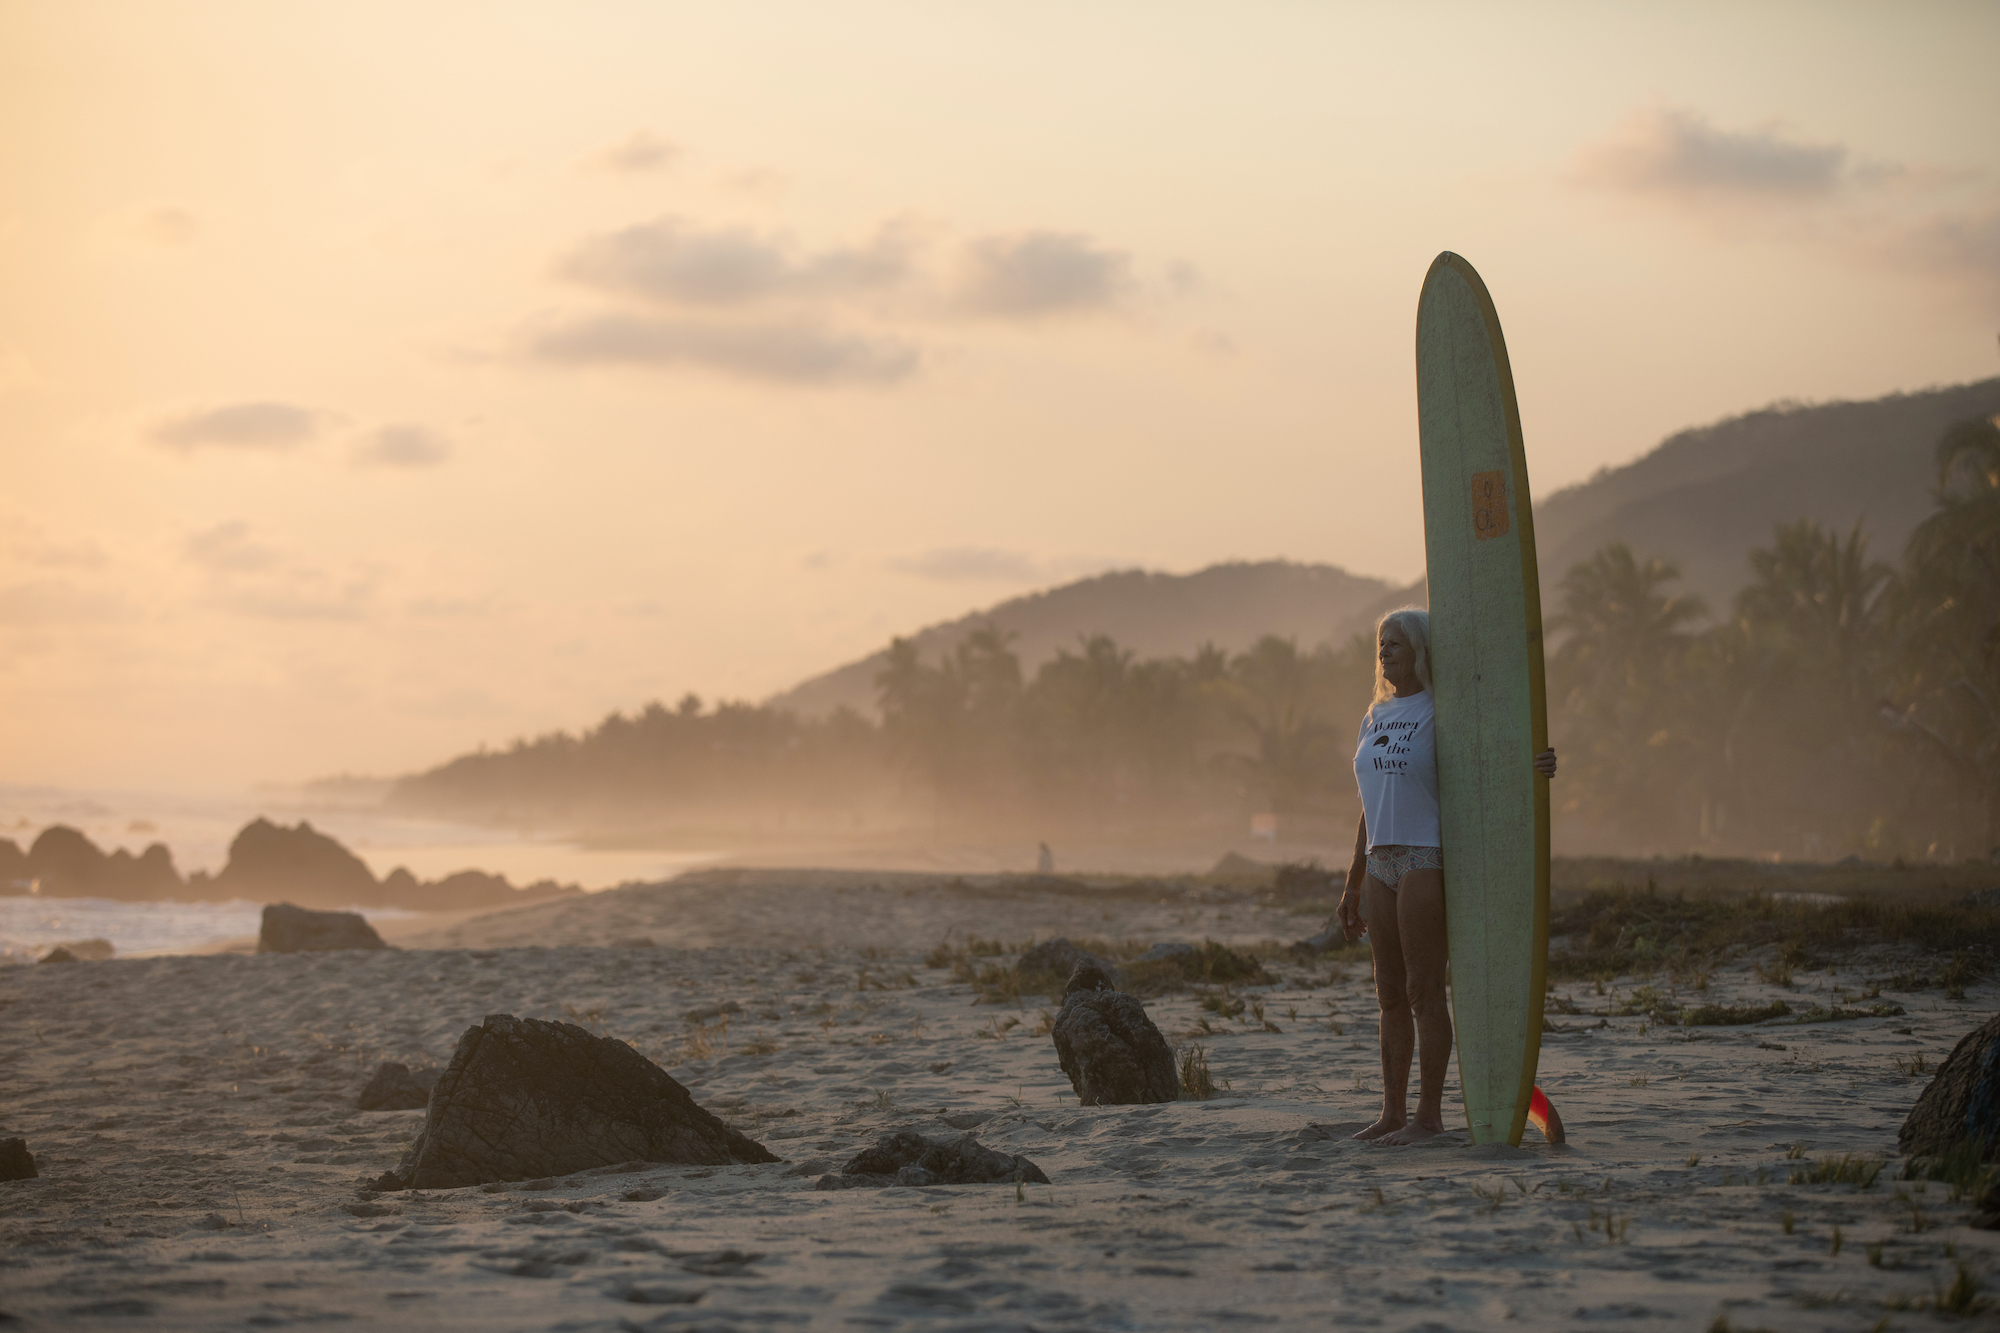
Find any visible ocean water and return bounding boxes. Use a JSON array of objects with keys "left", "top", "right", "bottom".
[
  {"left": 0, "top": 895, "right": 428, "bottom": 964},
  {"left": 0, "top": 782, "right": 724, "bottom": 892},
  {"left": 0, "top": 781, "right": 727, "bottom": 961}
]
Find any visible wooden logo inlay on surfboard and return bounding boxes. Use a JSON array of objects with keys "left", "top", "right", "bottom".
[{"left": 1414, "top": 252, "right": 1552, "bottom": 1148}]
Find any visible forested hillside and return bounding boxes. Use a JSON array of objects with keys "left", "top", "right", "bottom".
[
  {"left": 767, "top": 561, "right": 1411, "bottom": 721},
  {"left": 1534, "top": 376, "right": 2000, "bottom": 615}
]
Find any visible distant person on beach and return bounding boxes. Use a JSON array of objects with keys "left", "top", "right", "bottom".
[
  {"left": 1036, "top": 842, "right": 1054, "bottom": 874},
  {"left": 1335, "top": 608, "right": 1557, "bottom": 1145}
]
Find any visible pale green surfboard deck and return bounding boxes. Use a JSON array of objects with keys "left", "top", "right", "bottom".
[{"left": 1414, "top": 252, "right": 1551, "bottom": 1148}]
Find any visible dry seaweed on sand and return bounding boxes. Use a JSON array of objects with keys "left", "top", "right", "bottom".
[
  {"left": 1123, "top": 940, "right": 1271, "bottom": 995},
  {"left": 1547, "top": 880, "right": 2000, "bottom": 982}
]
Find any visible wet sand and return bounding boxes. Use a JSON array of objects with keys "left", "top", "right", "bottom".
[{"left": 1, "top": 869, "right": 1992, "bottom": 1330}]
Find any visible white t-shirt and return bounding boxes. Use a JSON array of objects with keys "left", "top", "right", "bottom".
[{"left": 1353, "top": 689, "right": 1440, "bottom": 849}]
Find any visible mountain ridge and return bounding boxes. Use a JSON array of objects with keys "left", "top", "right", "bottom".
[
  {"left": 766, "top": 560, "right": 1419, "bottom": 719},
  {"left": 769, "top": 374, "right": 2000, "bottom": 719}
]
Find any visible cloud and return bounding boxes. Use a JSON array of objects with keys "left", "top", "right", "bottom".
[
  {"left": 527, "top": 313, "right": 918, "bottom": 385},
  {"left": 8, "top": 524, "right": 106, "bottom": 571},
  {"left": 221, "top": 580, "right": 373, "bottom": 621},
  {"left": 152, "top": 402, "right": 319, "bottom": 452},
  {"left": 1578, "top": 108, "right": 2000, "bottom": 299},
  {"left": 602, "top": 131, "right": 677, "bottom": 173},
  {"left": 1579, "top": 109, "right": 1848, "bottom": 201},
  {"left": 355, "top": 424, "right": 452, "bottom": 468},
  {"left": 1893, "top": 205, "right": 2000, "bottom": 286},
  {"left": 183, "top": 522, "right": 280, "bottom": 573},
  {"left": 889, "top": 547, "right": 1048, "bottom": 582},
  {"left": 559, "top": 217, "right": 914, "bottom": 307},
  {"left": 177, "top": 521, "right": 377, "bottom": 619},
  {"left": 952, "top": 231, "right": 1133, "bottom": 317},
  {"left": 406, "top": 595, "right": 497, "bottom": 618},
  {"left": 0, "top": 579, "right": 128, "bottom": 626}
]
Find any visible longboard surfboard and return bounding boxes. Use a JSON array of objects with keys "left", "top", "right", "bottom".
[{"left": 1414, "top": 251, "right": 1551, "bottom": 1147}]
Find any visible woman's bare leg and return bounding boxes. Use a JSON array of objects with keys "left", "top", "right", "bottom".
[
  {"left": 1378, "top": 867, "right": 1450, "bottom": 1146},
  {"left": 1352, "top": 875, "right": 1410, "bottom": 1140}
]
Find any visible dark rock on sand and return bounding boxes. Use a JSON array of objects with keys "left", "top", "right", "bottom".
[
  {"left": 358, "top": 1062, "right": 439, "bottom": 1111},
  {"left": 37, "top": 946, "right": 79, "bottom": 964},
  {"left": 1051, "top": 962, "right": 1177, "bottom": 1106},
  {"left": 1016, "top": 938, "right": 1120, "bottom": 992},
  {"left": 380, "top": 1014, "right": 777, "bottom": 1190},
  {"left": 1, "top": 1137, "right": 37, "bottom": 1181},
  {"left": 1899, "top": 1012, "right": 2000, "bottom": 1161},
  {"left": 257, "top": 903, "right": 389, "bottom": 954},
  {"left": 814, "top": 1130, "right": 1049, "bottom": 1189}
]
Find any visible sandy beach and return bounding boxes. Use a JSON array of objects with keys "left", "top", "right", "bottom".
[{"left": 2, "top": 868, "right": 1993, "bottom": 1331}]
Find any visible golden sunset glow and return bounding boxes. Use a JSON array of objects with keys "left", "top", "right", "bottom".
[{"left": 4, "top": 1, "right": 1996, "bottom": 791}]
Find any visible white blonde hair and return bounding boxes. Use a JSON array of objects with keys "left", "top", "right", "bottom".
[{"left": 1367, "top": 606, "right": 1433, "bottom": 720}]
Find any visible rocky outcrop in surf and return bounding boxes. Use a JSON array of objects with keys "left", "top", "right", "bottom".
[{"left": 0, "top": 819, "right": 584, "bottom": 911}]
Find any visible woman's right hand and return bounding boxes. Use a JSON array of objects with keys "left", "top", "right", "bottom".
[{"left": 1338, "top": 883, "right": 1366, "bottom": 939}]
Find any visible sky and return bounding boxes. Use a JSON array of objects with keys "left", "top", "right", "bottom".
[{"left": 2, "top": 0, "right": 1997, "bottom": 794}]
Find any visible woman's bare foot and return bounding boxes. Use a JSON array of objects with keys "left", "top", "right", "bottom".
[
  {"left": 1375, "top": 1117, "right": 1444, "bottom": 1146},
  {"left": 1351, "top": 1116, "right": 1404, "bottom": 1141}
]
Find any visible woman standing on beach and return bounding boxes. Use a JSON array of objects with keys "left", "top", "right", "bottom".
[{"left": 1335, "top": 608, "right": 1556, "bottom": 1145}]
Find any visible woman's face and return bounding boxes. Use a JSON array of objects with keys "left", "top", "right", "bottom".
[{"left": 1379, "top": 625, "right": 1418, "bottom": 691}]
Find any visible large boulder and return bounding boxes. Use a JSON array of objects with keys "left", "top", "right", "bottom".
[
  {"left": 1051, "top": 961, "right": 1178, "bottom": 1106},
  {"left": 813, "top": 1131, "right": 1049, "bottom": 1190},
  {"left": 257, "top": 903, "right": 389, "bottom": 953},
  {"left": 1016, "top": 938, "right": 1120, "bottom": 994},
  {"left": 358, "top": 1062, "right": 439, "bottom": 1111},
  {"left": 1900, "top": 1013, "right": 2000, "bottom": 1161},
  {"left": 0, "top": 1138, "right": 36, "bottom": 1181},
  {"left": 378, "top": 1014, "right": 777, "bottom": 1190},
  {"left": 216, "top": 818, "right": 379, "bottom": 907}
]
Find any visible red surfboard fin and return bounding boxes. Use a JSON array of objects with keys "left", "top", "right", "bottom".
[{"left": 1527, "top": 1086, "right": 1565, "bottom": 1145}]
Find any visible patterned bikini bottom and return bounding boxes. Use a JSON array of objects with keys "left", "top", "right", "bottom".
[{"left": 1365, "top": 843, "right": 1443, "bottom": 891}]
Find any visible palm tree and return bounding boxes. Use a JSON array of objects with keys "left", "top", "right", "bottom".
[
  {"left": 1550, "top": 543, "right": 1707, "bottom": 705},
  {"left": 1546, "top": 544, "right": 1708, "bottom": 844},
  {"left": 1887, "top": 416, "right": 2000, "bottom": 852},
  {"left": 1737, "top": 519, "right": 1894, "bottom": 709}
]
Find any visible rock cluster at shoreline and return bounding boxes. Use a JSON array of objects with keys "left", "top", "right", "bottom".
[{"left": 0, "top": 818, "right": 583, "bottom": 912}]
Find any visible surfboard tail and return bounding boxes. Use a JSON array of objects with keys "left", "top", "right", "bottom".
[{"left": 1527, "top": 1085, "right": 1565, "bottom": 1145}]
